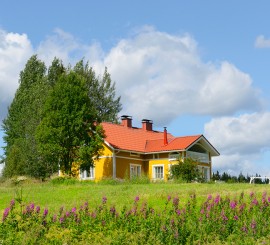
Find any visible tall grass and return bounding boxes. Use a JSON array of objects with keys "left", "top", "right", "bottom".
[
  {"left": 1, "top": 189, "right": 270, "bottom": 244},
  {"left": 0, "top": 177, "right": 269, "bottom": 215}
]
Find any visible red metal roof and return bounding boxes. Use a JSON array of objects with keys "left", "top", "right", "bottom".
[{"left": 101, "top": 122, "right": 202, "bottom": 153}]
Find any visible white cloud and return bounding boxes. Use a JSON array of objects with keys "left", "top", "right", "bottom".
[
  {"left": 255, "top": 35, "right": 270, "bottom": 48},
  {"left": 37, "top": 28, "right": 105, "bottom": 67},
  {"left": 0, "top": 29, "right": 33, "bottom": 121},
  {"left": 97, "top": 27, "right": 262, "bottom": 125},
  {"left": 0, "top": 27, "right": 264, "bottom": 127},
  {"left": 205, "top": 112, "right": 270, "bottom": 175}
]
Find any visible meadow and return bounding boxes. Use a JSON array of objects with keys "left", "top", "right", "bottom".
[{"left": 1, "top": 178, "right": 270, "bottom": 244}]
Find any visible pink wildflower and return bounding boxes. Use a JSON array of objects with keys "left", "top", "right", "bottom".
[{"left": 2, "top": 207, "right": 10, "bottom": 222}]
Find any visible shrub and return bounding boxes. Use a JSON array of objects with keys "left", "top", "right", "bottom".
[{"left": 170, "top": 158, "right": 200, "bottom": 182}]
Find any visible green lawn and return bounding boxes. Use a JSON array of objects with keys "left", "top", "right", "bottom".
[{"left": 1, "top": 179, "right": 269, "bottom": 214}]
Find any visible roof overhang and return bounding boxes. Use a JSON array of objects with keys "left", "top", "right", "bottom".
[{"left": 186, "top": 135, "right": 220, "bottom": 156}]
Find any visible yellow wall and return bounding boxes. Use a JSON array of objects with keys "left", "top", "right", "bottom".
[
  {"left": 93, "top": 145, "right": 212, "bottom": 181},
  {"left": 148, "top": 158, "right": 176, "bottom": 181},
  {"left": 115, "top": 151, "right": 144, "bottom": 179},
  {"left": 94, "top": 144, "right": 113, "bottom": 180}
]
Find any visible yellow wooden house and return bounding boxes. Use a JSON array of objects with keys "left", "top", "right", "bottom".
[{"left": 79, "top": 115, "right": 219, "bottom": 181}]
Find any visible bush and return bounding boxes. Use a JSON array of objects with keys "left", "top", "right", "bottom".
[
  {"left": 50, "top": 176, "right": 78, "bottom": 185},
  {"left": 170, "top": 158, "right": 200, "bottom": 182}
]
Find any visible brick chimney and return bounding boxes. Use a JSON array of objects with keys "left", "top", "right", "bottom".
[
  {"left": 142, "top": 119, "right": 153, "bottom": 131},
  {"left": 164, "top": 127, "right": 168, "bottom": 145},
  {"left": 121, "top": 115, "right": 132, "bottom": 128}
]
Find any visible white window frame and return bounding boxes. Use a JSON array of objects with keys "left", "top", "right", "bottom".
[
  {"left": 80, "top": 166, "right": 95, "bottom": 180},
  {"left": 152, "top": 164, "right": 164, "bottom": 180},
  {"left": 130, "top": 164, "right": 141, "bottom": 178}
]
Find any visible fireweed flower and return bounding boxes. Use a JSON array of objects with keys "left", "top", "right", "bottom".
[
  {"left": 30, "top": 203, "right": 35, "bottom": 210},
  {"left": 36, "top": 206, "right": 40, "bottom": 213},
  {"left": 167, "top": 195, "right": 171, "bottom": 202},
  {"left": 52, "top": 214, "right": 57, "bottom": 222},
  {"left": 230, "top": 201, "right": 237, "bottom": 209},
  {"left": 234, "top": 215, "right": 239, "bottom": 220},
  {"left": 173, "top": 197, "right": 179, "bottom": 207},
  {"left": 91, "top": 212, "right": 97, "bottom": 218},
  {"left": 251, "top": 220, "right": 257, "bottom": 230},
  {"left": 176, "top": 209, "right": 181, "bottom": 216},
  {"left": 252, "top": 198, "right": 259, "bottom": 206},
  {"left": 66, "top": 211, "right": 70, "bottom": 217},
  {"left": 110, "top": 206, "right": 116, "bottom": 214},
  {"left": 2, "top": 207, "right": 10, "bottom": 222},
  {"left": 10, "top": 199, "right": 15, "bottom": 209},
  {"left": 250, "top": 192, "right": 254, "bottom": 198},
  {"left": 102, "top": 196, "right": 107, "bottom": 204},
  {"left": 71, "top": 207, "right": 76, "bottom": 213},
  {"left": 241, "top": 226, "right": 248, "bottom": 233},
  {"left": 43, "top": 208, "right": 48, "bottom": 217},
  {"left": 214, "top": 195, "right": 220, "bottom": 204},
  {"left": 207, "top": 194, "right": 212, "bottom": 200},
  {"left": 134, "top": 196, "right": 139, "bottom": 202}
]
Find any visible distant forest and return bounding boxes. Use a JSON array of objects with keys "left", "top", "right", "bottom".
[{"left": 212, "top": 171, "right": 269, "bottom": 184}]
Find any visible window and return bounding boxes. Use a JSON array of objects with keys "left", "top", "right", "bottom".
[
  {"left": 130, "top": 164, "right": 141, "bottom": 178},
  {"left": 168, "top": 152, "right": 180, "bottom": 161},
  {"left": 152, "top": 165, "right": 164, "bottom": 179},
  {"left": 81, "top": 166, "right": 94, "bottom": 180}
]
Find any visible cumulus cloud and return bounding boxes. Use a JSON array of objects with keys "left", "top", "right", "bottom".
[
  {"left": 99, "top": 28, "right": 262, "bottom": 125},
  {"left": 0, "top": 29, "right": 33, "bottom": 121},
  {"left": 204, "top": 112, "right": 270, "bottom": 175},
  {"left": 255, "top": 35, "right": 270, "bottom": 48},
  {"left": 37, "top": 28, "right": 105, "bottom": 67},
  {"left": 0, "top": 27, "right": 263, "bottom": 126}
]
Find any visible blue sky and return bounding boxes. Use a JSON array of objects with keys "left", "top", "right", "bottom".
[{"left": 1, "top": 1, "right": 270, "bottom": 176}]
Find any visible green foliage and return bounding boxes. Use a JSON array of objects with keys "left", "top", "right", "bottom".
[
  {"left": 170, "top": 158, "right": 200, "bottom": 182},
  {"left": 2, "top": 55, "right": 49, "bottom": 179},
  {"left": 36, "top": 71, "right": 104, "bottom": 175},
  {"left": 2, "top": 55, "right": 122, "bottom": 179},
  {"left": 73, "top": 60, "right": 122, "bottom": 123},
  {"left": 50, "top": 176, "right": 78, "bottom": 185}
]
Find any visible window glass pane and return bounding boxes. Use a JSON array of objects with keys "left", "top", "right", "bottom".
[{"left": 154, "top": 166, "right": 163, "bottom": 179}]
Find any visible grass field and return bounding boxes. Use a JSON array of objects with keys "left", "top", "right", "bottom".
[
  {"left": 1, "top": 178, "right": 270, "bottom": 244},
  {"left": 1, "top": 178, "right": 269, "bottom": 214}
]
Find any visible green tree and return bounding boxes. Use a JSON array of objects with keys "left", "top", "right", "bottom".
[
  {"left": 3, "top": 56, "right": 121, "bottom": 179},
  {"left": 170, "top": 158, "right": 200, "bottom": 182},
  {"left": 2, "top": 55, "right": 49, "bottom": 178},
  {"left": 73, "top": 60, "right": 122, "bottom": 122},
  {"left": 47, "top": 58, "right": 65, "bottom": 86},
  {"left": 36, "top": 71, "right": 104, "bottom": 175}
]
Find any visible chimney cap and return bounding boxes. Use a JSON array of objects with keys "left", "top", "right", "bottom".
[
  {"left": 121, "top": 115, "right": 132, "bottom": 120},
  {"left": 142, "top": 119, "right": 153, "bottom": 123}
]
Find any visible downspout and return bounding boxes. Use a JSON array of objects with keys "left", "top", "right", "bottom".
[{"left": 113, "top": 149, "right": 116, "bottom": 179}]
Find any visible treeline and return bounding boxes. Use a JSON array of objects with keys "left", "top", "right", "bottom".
[
  {"left": 2, "top": 55, "right": 121, "bottom": 180},
  {"left": 212, "top": 171, "right": 269, "bottom": 184}
]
